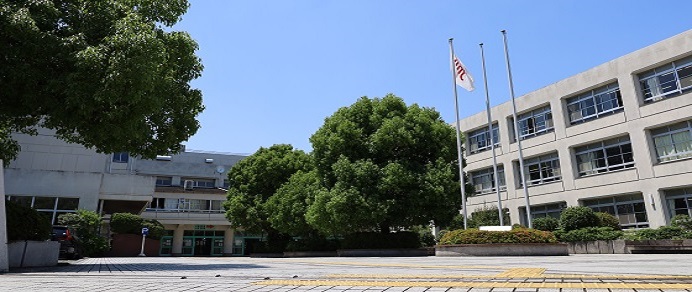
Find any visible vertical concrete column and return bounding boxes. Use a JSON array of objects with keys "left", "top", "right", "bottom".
[
  {"left": 223, "top": 227, "right": 235, "bottom": 256},
  {"left": 0, "top": 160, "right": 9, "bottom": 272},
  {"left": 171, "top": 224, "right": 185, "bottom": 256},
  {"left": 643, "top": 188, "right": 667, "bottom": 228}
]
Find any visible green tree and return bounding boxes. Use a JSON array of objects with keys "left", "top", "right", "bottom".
[
  {"left": 307, "top": 94, "right": 464, "bottom": 235},
  {"left": 58, "top": 210, "right": 109, "bottom": 256},
  {"left": 265, "top": 170, "right": 326, "bottom": 236},
  {"left": 0, "top": 0, "right": 204, "bottom": 165},
  {"left": 223, "top": 144, "right": 312, "bottom": 235}
]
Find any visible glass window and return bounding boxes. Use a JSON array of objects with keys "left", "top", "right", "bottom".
[
  {"left": 575, "top": 136, "right": 634, "bottom": 176},
  {"left": 514, "top": 105, "right": 554, "bottom": 141},
  {"left": 518, "top": 153, "right": 561, "bottom": 186},
  {"left": 470, "top": 166, "right": 506, "bottom": 194},
  {"left": 112, "top": 152, "right": 129, "bottom": 163},
  {"left": 468, "top": 123, "right": 500, "bottom": 154},
  {"left": 155, "top": 176, "right": 173, "bottom": 186},
  {"left": 56, "top": 198, "right": 79, "bottom": 210},
  {"left": 9, "top": 196, "right": 32, "bottom": 207},
  {"left": 651, "top": 120, "right": 692, "bottom": 162},
  {"left": 183, "top": 178, "right": 216, "bottom": 189},
  {"left": 639, "top": 55, "right": 692, "bottom": 102},
  {"left": 583, "top": 194, "right": 648, "bottom": 229},
  {"left": 529, "top": 202, "right": 566, "bottom": 219},
  {"left": 33, "top": 196, "right": 56, "bottom": 209},
  {"left": 566, "top": 82, "right": 623, "bottom": 124},
  {"left": 665, "top": 187, "right": 692, "bottom": 219}
]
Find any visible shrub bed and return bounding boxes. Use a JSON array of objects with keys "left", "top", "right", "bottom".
[
  {"left": 553, "top": 227, "right": 623, "bottom": 242},
  {"left": 438, "top": 228, "right": 557, "bottom": 245}
]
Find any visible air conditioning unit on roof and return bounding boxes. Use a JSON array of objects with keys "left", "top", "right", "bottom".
[{"left": 184, "top": 180, "right": 194, "bottom": 190}]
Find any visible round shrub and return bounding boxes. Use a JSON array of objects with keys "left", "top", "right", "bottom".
[
  {"left": 559, "top": 206, "right": 599, "bottom": 231},
  {"left": 532, "top": 217, "right": 559, "bottom": 231},
  {"left": 438, "top": 228, "right": 557, "bottom": 245},
  {"left": 110, "top": 213, "right": 165, "bottom": 239},
  {"left": 595, "top": 212, "right": 621, "bottom": 230},
  {"left": 5, "top": 200, "right": 51, "bottom": 241},
  {"left": 671, "top": 214, "right": 692, "bottom": 230}
]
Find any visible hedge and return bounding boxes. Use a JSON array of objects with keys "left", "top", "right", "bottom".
[
  {"left": 5, "top": 200, "right": 51, "bottom": 241},
  {"left": 438, "top": 228, "right": 557, "bottom": 245},
  {"left": 341, "top": 232, "right": 421, "bottom": 249},
  {"left": 110, "top": 213, "right": 165, "bottom": 239},
  {"left": 553, "top": 227, "right": 623, "bottom": 242}
]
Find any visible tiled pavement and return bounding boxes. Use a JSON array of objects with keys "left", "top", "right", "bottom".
[{"left": 1, "top": 255, "right": 691, "bottom": 291}]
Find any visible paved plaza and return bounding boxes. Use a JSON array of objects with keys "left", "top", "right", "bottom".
[{"left": 1, "top": 254, "right": 691, "bottom": 291}]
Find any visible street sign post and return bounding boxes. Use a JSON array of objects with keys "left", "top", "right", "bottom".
[{"left": 138, "top": 227, "right": 149, "bottom": 257}]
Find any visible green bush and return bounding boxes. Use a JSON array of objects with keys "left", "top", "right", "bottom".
[
  {"left": 622, "top": 226, "right": 691, "bottom": 240},
  {"left": 285, "top": 236, "right": 340, "bottom": 252},
  {"left": 438, "top": 228, "right": 557, "bottom": 245},
  {"left": 595, "top": 212, "right": 621, "bottom": 230},
  {"left": 110, "top": 213, "right": 165, "bottom": 240},
  {"left": 341, "top": 232, "right": 421, "bottom": 249},
  {"left": 58, "top": 210, "right": 109, "bottom": 257},
  {"left": 671, "top": 214, "right": 692, "bottom": 230},
  {"left": 554, "top": 227, "right": 623, "bottom": 242},
  {"left": 532, "top": 217, "right": 559, "bottom": 231},
  {"left": 559, "top": 206, "right": 599, "bottom": 231},
  {"left": 5, "top": 200, "right": 51, "bottom": 241},
  {"left": 468, "top": 206, "right": 510, "bottom": 228}
]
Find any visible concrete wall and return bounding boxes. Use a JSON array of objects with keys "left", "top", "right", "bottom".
[
  {"left": 8, "top": 241, "right": 59, "bottom": 268},
  {"left": 0, "top": 160, "right": 8, "bottom": 272},
  {"left": 460, "top": 30, "right": 692, "bottom": 227},
  {"left": 134, "top": 151, "right": 245, "bottom": 188}
]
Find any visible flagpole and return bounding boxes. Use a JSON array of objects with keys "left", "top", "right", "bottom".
[
  {"left": 479, "top": 43, "right": 504, "bottom": 226},
  {"left": 501, "top": 30, "right": 532, "bottom": 228},
  {"left": 448, "top": 38, "right": 468, "bottom": 230}
]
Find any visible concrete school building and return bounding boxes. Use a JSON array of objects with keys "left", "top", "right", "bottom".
[
  {"left": 2, "top": 128, "right": 254, "bottom": 256},
  {"left": 457, "top": 30, "right": 692, "bottom": 229}
]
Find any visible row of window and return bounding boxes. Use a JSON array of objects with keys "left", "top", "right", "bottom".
[
  {"left": 467, "top": 55, "right": 692, "bottom": 155},
  {"left": 470, "top": 119, "right": 692, "bottom": 194},
  {"left": 5, "top": 195, "right": 80, "bottom": 224},
  {"left": 147, "top": 198, "right": 225, "bottom": 213},
  {"left": 156, "top": 176, "right": 228, "bottom": 189}
]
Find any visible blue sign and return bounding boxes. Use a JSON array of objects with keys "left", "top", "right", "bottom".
[{"left": 141, "top": 227, "right": 149, "bottom": 236}]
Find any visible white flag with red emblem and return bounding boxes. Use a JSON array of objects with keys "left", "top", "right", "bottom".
[{"left": 451, "top": 53, "right": 475, "bottom": 92}]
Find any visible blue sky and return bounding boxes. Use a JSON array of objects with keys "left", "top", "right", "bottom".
[{"left": 173, "top": 1, "right": 692, "bottom": 155}]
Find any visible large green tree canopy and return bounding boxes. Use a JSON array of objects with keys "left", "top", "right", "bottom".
[
  {"left": 307, "top": 94, "right": 463, "bottom": 234},
  {"left": 0, "top": 0, "right": 203, "bottom": 163},
  {"left": 224, "top": 144, "right": 312, "bottom": 234}
]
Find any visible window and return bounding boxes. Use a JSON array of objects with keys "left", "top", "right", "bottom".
[
  {"left": 518, "top": 153, "right": 561, "bottom": 186},
  {"left": 514, "top": 105, "right": 553, "bottom": 141},
  {"left": 530, "top": 202, "right": 566, "bottom": 219},
  {"left": 665, "top": 187, "right": 692, "bottom": 218},
  {"left": 155, "top": 176, "right": 173, "bottom": 186},
  {"left": 575, "top": 136, "right": 634, "bottom": 176},
  {"left": 566, "top": 82, "right": 623, "bottom": 124},
  {"left": 147, "top": 197, "right": 224, "bottom": 213},
  {"left": 183, "top": 178, "right": 215, "bottom": 188},
  {"left": 7, "top": 196, "right": 79, "bottom": 225},
  {"left": 651, "top": 120, "right": 692, "bottom": 162},
  {"left": 223, "top": 179, "right": 230, "bottom": 189},
  {"left": 112, "top": 152, "right": 129, "bottom": 163},
  {"left": 639, "top": 55, "right": 692, "bottom": 102},
  {"left": 468, "top": 123, "right": 500, "bottom": 154},
  {"left": 470, "top": 166, "right": 506, "bottom": 194},
  {"left": 583, "top": 194, "right": 648, "bottom": 229}
]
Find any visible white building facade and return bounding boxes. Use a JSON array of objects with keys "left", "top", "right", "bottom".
[
  {"left": 458, "top": 30, "right": 692, "bottom": 228},
  {"left": 3, "top": 128, "right": 252, "bottom": 256}
]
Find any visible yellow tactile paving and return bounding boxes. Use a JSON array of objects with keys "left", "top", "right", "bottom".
[
  {"left": 288, "top": 260, "right": 505, "bottom": 270},
  {"left": 256, "top": 279, "right": 692, "bottom": 289},
  {"left": 495, "top": 267, "right": 547, "bottom": 277}
]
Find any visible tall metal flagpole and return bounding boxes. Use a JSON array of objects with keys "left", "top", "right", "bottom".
[
  {"left": 479, "top": 43, "right": 504, "bottom": 226},
  {"left": 448, "top": 38, "right": 468, "bottom": 230},
  {"left": 501, "top": 30, "right": 532, "bottom": 228}
]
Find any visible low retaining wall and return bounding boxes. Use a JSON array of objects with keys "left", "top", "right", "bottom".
[
  {"left": 337, "top": 248, "right": 430, "bottom": 257},
  {"left": 436, "top": 243, "right": 569, "bottom": 256},
  {"left": 567, "top": 240, "right": 692, "bottom": 254},
  {"left": 283, "top": 251, "right": 337, "bottom": 257},
  {"left": 8, "top": 241, "right": 60, "bottom": 268}
]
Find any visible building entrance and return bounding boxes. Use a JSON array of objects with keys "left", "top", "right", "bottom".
[{"left": 160, "top": 230, "right": 225, "bottom": 256}]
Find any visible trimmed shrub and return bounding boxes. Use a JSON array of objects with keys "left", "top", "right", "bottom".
[
  {"left": 622, "top": 226, "right": 691, "bottom": 240},
  {"left": 468, "top": 206, "right": 510, "bottom": 228},
  {"left": 559, "top": 206, "right": 599, "bottom": 231},
  {"left": 532, "top": 217, "right": 559, "bottom": 231},
  {"left": 5, "top": 200, "right": 51, "bottom": 241},
  {"left": 341, "top": 232, "right": 421, "bottom": 249},
  {"left": 595, "top": 212, "right": 621, "bottom": 230},
  {"left": 110, "top": 213, "right": 165, "bottom": 240},
  {"left": 554, "top": 227, "right": 623, "bottom": 242},
  {"left": 438, "top": 228, "right": 557, "bottom": 245},
  {"left": 671, "top": 214, "right": 692, "bottom": 230}
]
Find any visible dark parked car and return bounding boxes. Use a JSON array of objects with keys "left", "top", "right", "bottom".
[{"left": 51, "top": 226, "right": 82, "bottom": 260}]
